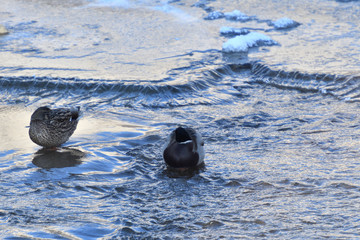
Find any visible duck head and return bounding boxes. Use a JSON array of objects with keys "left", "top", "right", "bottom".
[
  {"left": 31, "top": 106, "right": 51, "bottom": 121},
  {"left": 175, "top": 126, "right": 192, "bottom": 143}
]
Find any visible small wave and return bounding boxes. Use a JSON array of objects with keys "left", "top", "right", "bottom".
[
  {"left": 248, "top": 62, "right": 360, "bottom": 101},
  {"left": 0, "top": 72, "right": 222, "bottom": 108},
  {"left": 0, "top": 50, "right": 229, "bottom": 109},
  {"left": 3, "top": 61, "right": 359, "bottom": 109},
  {"left": 0, "top": 75, "right": 208, "bottom": 95},
  {"left": 328, "top": 182, "right": 359, "bottom": 190},
  {"left": 207, "top": 62, "right": 360, "bottom": 102}
]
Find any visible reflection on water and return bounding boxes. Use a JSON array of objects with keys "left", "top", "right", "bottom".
[
  {"left": 32, "top": 147, "right": 85, "bottom": 169},
  {"left": 0, "top": 105, "right": 34, "bottom": 152},
  {"left": 164, "top": 163, "right": 205, "bottom": 179}
]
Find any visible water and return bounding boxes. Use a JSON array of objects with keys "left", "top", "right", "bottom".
[{"left": 1, "top": 0, "right": 360, "bottom": 239}]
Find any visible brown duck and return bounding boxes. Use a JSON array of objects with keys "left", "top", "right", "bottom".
[{"left": 29, "top": 106, "right": 80, "bottom": 148}]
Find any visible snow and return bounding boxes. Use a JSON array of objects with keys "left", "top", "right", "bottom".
[
  {"left": 224, "top": 10, "right": 252, "bottom": 21},
  {"left": 220, "top": 27, "right": 250, "bottom": 37},
  {"left": 222, "top": 32, "right": 277, "bottom": 53},
  {"left": 205, "top": 9, "right": 253, "bottom": 22},
  {"left": 204, "top": 11, "right": 225, "bottom": 20},
  {"left": 270, "top": 17, "right": 300, "bottom": 29}
]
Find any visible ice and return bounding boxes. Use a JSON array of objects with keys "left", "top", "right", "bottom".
[
  {"left": 222, "top": 32, "right": 277, "bottom": 53},
  {"left": 270, "top": 17, "right": 300, "bottom": 29},
  {"left": 88, "top": 0, "right": 131, "bottom": 8},
  {"left": 204, "top": 11, "right": 225, "bottom": 20},
  {"left": 192, "top": 0, "right": 214, "bottom": 12},
  {"left": 205, "top": 10, "right": 252, "bottom": 22},
  {"left": 0, "top": 24, "right": 8, "bottom": 35},
  {"left": 220, "top": 27, "right": 250, "bottom": 37},
  {"left": 224, "top": 10, "right": 252, "bottom": 22},
  {"left": 153, "top": 4, "right": 197, "bottom": 22}
]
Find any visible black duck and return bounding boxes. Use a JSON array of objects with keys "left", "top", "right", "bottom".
[{"left": 163, "top": 126, "right": 205, "bottom": 169}]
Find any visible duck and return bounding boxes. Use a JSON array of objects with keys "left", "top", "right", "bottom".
[
  {"left": 29, "top": 106, "right": 80, "bottom": 148},
  {"left": 163, "top": 126, "right": 205, "bottom": 169}
]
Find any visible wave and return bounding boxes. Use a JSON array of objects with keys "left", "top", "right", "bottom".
[
  {"left": 0, "top": 72, "right": 222, "bottom": 108},
  {"left": 0, "top": 75, "right": 210, "bottom": 95},
  {"left": 249, "top": 62, "right": 360, "bottom": 102},
  {"left": 206, "top": 61, "right": 360, "bottom": 102},
  {"left": 2, "top": 61, "right": 360, "bottom": 108}
]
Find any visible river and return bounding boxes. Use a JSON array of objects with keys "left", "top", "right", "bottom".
[{"left": 1, "top": 0, "right": 360, "bottom": 239}]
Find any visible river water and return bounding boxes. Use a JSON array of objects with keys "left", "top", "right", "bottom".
[{"left": 1, "top": 0, "right": 360, "bottom": 239}]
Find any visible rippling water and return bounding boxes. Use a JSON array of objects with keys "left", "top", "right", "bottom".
[{"left": 1, "top": 0, "right": 360, "bottom": 239}]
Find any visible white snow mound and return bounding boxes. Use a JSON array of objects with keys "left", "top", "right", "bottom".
[{"left": 222, "top": 32, "right": 277, "bottom": 53}]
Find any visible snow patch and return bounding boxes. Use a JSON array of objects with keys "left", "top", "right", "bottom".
[
  {"left": 204, "top": 11, "right": 224, "bottom": 20},
  {"left": 220, "top": 27, "right": 250, "bottom": 37},
  {"left": 224, "top": 10, "right": 252, "bottom": 22},
  {"left": 270, "top": 17, "right": 300, "bottom": 29},
  {"left": 222, "top": 32, "right": 277, "bottom": 53}
]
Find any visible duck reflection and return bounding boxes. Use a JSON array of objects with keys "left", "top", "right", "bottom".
[
  {"left": 32, "top": 147, "right": 85, "bottom": 169},
  {"left": 164, "top": 163, "right": 205, "bottom": 179}
]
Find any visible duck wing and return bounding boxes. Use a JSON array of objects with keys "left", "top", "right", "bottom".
[
  {"left": 49, "top": 107, "right": 80, "bottom": 129},
  {"left": 184, "top": 127, "right": 200, "bottom": 152}
]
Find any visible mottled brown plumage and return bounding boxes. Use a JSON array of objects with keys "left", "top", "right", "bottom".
[{"left": 29, "top": 106, "right": 80, "bottom": 148}]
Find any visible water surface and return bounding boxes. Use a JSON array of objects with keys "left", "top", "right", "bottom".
[{"left": 1, "top": 0, "right": 360, "bottom": 239}]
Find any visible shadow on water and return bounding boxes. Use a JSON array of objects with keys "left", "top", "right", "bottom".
[{"left": 32, "top": 147, "right": 85, "bottom": 169}]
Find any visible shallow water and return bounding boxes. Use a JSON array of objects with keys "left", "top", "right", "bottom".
[{"left": 1, "top": 0, "right": 360, "bottom": 239}]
